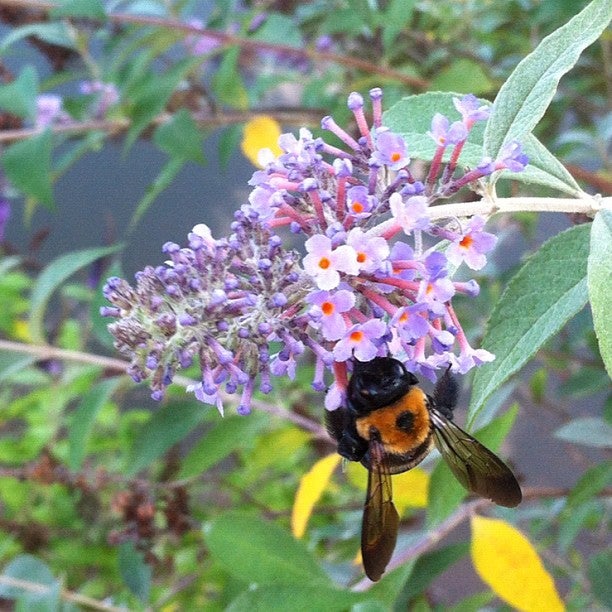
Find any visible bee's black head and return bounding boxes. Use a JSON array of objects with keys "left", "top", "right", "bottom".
[{"left": 347, "top": 357, "right": 418, "bottom": 414}]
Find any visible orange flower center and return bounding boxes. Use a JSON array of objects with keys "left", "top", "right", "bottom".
[
  {"left": 318, "top": 257, "right": 331, "bottom": 270},
  {"left": 460, "top": 235, "right": 474, "bottom": 248},
  {"left": 350, "top": 330, "right": 364, "bottom": 342},
  {"left": 321, "top": 301, "right": 334, "bottom": 316},
  {"left": 356, "top": 252, "right": 367, "bottom": 264},
  {"left": 351, "top": 201, "right": 364, "bottom": 213},
  {"left": 391, "top": 151, "right": 401, "bottom": 162}
]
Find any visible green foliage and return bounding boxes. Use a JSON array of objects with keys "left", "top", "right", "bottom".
[
  {"left": 470, "top": 224, "right": 591, "bottom": 425},
  {"left": 588, "top": 210, "right": 612, "bottom": 377},
  {"left": 0, "top": 1, "right": 609, "bottom": 610}
]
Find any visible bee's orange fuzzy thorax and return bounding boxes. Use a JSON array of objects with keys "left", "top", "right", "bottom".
[{"left": 355, "top": 387, "right": 431, "bottom": 455}]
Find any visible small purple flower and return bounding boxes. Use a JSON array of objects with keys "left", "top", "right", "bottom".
[
  {"left": 454, "top": 346, "right": 495, "bottom": 374},
  {"left": 346, "top": 227, "right": 389, "bottom": 273},
  {"left": 428, "top": 113, "right": 467, "bottom": 147},
  {"left": 188, "top": 381, "right": 225, "bottom": 415},
  {"left": 453, "top": 94, "right": 490, "bottom": 127},
  {"left": 35, "top": 94, "right": 68, "bottom": 128},
  {"left": 324, "top": 381, "right": 345, "bottom": 411},
  {"left": 446, "top": 216, "right": 498, "bottom": 270},
  {"left": 370, "top": 129, "right": 410, "bottom": 170},
  {"left": 303, "top": 234, "right": 358, "bottom": 290},
  {"left": 346, "top": 186, "right": 375, "bottom": 218},
  {"left": 333, "top": 319, "right": 387, "bottom": 362},
  {"left": 418, "top": 252, "right": 455, "bottom": 303},
  {"left": 0, "top": 197, "right": 10, "bottom": 242},
  {"left": 391, "top": 303, "right": 429, "bottom": 342},
  {"left": 495, "top": 141, "right": 529, "bottom": 172},
  {"left": 307, "top": 289, "right": 355, "bottom": 341},
  {"left": 184, "top": 19, "right": 222, "bottom": 55},
  {"left": 389, "top": 193, "right": 430, "bottom": 234},
  {"left": 242, "top": 186, "right": 277, "bottom": 221}
]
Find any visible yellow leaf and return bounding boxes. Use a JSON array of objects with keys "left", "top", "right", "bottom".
[
  {"left": 241, "top": 115, "right": 283, "bottom": 167},
  {"left": 345, "top": 462, "right": 428, "bottom": 514},
  {"left": 393, "top": 468, "right": 429, "bottom": 513},
  {"left": 471, "top": 516, "right": 565, "bottom": 612},
  {"left": 291, "top": 454, "right": 341, "bottom": 539},
  {"left": 12, "top": 319, "right": 31, "bottom": 342}
]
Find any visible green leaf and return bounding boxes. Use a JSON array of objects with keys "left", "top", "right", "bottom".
[
  {"left": 218, "top": 124, "right": 243, "bottom": 169},
  {"left": 128, "top": 157, "right": 185, "bottom": 230},
  {"left": 1, "top": 131, "right": 54, "bottom": 208},
  {"left": 588, "top": 209, "right": 612, "bottom": 377},
  {"left": 50, "top": 0, "right": 107, "bottom": 19},
  {"left": 0, "top": 352, "right": 37, "bottom": 384},
  {"left": 448, "top": 591, "right": 495, "bottom": 612},
  {"left": 484, "top": 0, "right": 612, "bottom": 159},
  {"left": 588, "top": 550, "right": 612, "bottom": 609},
  {"left": 557, "top": 366, "right": 611, "bottom": 398},
  {"left": 212, "top": 47, "right": 248, "bottom": 109},
  {"left": 205, "top": 512, "right": 331, "bottom": 586},
  {"left": 431, "top": 59, "right": 494, "bottom": 95},
  {"left": 558, "top": 499, "right": 601, "bottom": 553},
  {"left": 554, "top": 417, "right": 612, "bottom": 448},
  {"left": 125, "top": 402, "right": 207, "bottom": 476},
  {"left": 394, "top": 542, "right": 469, "bottom": 607},
  {"left": 426, "top": 457, "right": 466, "bottom": 529},
  {"left": 118, "top": 542, "right": 151, "bottom": 603},
  {"left": 125, "top": 57, "right": 201, "bottom": 150},
  {"left": 0, "top": 66, "right": 38, "bottom": 119},
  {"left": 0, "top": 554, "right": 60, "bottom": 610},
  {"left": 29, "top": 244, "right": 123, "bottom": 344},
  {"left": 469, "top": 224, "right": 590, "bottom": 424},
  {"left": 153, "top": 109, "right": 205, "bottom": 163},
  {"left": 362, "top": 557, "right": 415, "bottom": 606},
  {"left": 227, "top": 584, "right": 361, "bottom": 612},
  {"left": 179, "top": 413, "right": 267, "bottom": 479},
  {"left": 68, "top": 377, "right": 122, "bottom": 470},
  {"left": 384, "top": 92, "right": 486, "bottom": 167},
  {"left": 567, "top": 461, "right": 612, "bottom": 507},
  {"left": 513, "top": 134, "right": 583, "bottom": 196},
  {"left": 251, "top": 14, "right": 303, "bottom": 48},
  {"left": 427, "top": 405, "right": 518, "bottom": 527},
  {"left": 381, "top": 0, "right": 416, "bottom": 52},
  {"left": 0, "top": 22, "right": 76, "bottom": 53}
]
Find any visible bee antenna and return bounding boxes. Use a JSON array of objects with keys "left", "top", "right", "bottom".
[{"left": 433, "top": 367, "right": 459, "bottom": 417}]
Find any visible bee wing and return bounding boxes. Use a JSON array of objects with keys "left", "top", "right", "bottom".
[
  {"left": 430, "top": 409, "right": 522, "bottom": 507},
  {"left": 361, "top": 440, "right": 400, "bottom": 582}
]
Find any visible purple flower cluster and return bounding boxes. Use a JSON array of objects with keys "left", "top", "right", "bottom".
[{"left": 102, "top": 90, "right": 527, "bottom": 414}]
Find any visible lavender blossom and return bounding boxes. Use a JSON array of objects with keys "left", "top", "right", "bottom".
[{"left": 103, "top": 89, "right": 527, "bottom": 414}]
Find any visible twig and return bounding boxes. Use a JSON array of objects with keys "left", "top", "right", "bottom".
[
  {"left": 0, "top": 0, "right": 428, "bottom": 89},
  {"left": 0, "top": 575, "right": 129, "bottom": 612},
  {"left": 0, "top": 339, "right": 328, "bottom": 438}
]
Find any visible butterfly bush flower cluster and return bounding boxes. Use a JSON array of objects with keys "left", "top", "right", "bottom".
[{"left": 102, "top": 90, "right": 527, "bottom": 414}]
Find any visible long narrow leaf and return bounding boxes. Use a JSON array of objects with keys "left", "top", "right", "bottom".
[
  {"left": 29, "top": 244, "right": 123, "bottom": 343},
  {"left": 484, "top": 0, "right": 612, "bottom": 158},
  {"left": 587, "top": 210, "right": 612, "bottom": 377},
  {"left": 469, "top": 224, "right": 590, "bottom": 424}
]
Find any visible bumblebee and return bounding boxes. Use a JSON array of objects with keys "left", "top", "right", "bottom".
[{"left": 326, "top": 356, "right": 522, "bottom": 582}]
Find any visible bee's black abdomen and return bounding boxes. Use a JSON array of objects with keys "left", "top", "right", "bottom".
[{"left": 432, "top": 368, "right": 459, "bottom": 418}]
